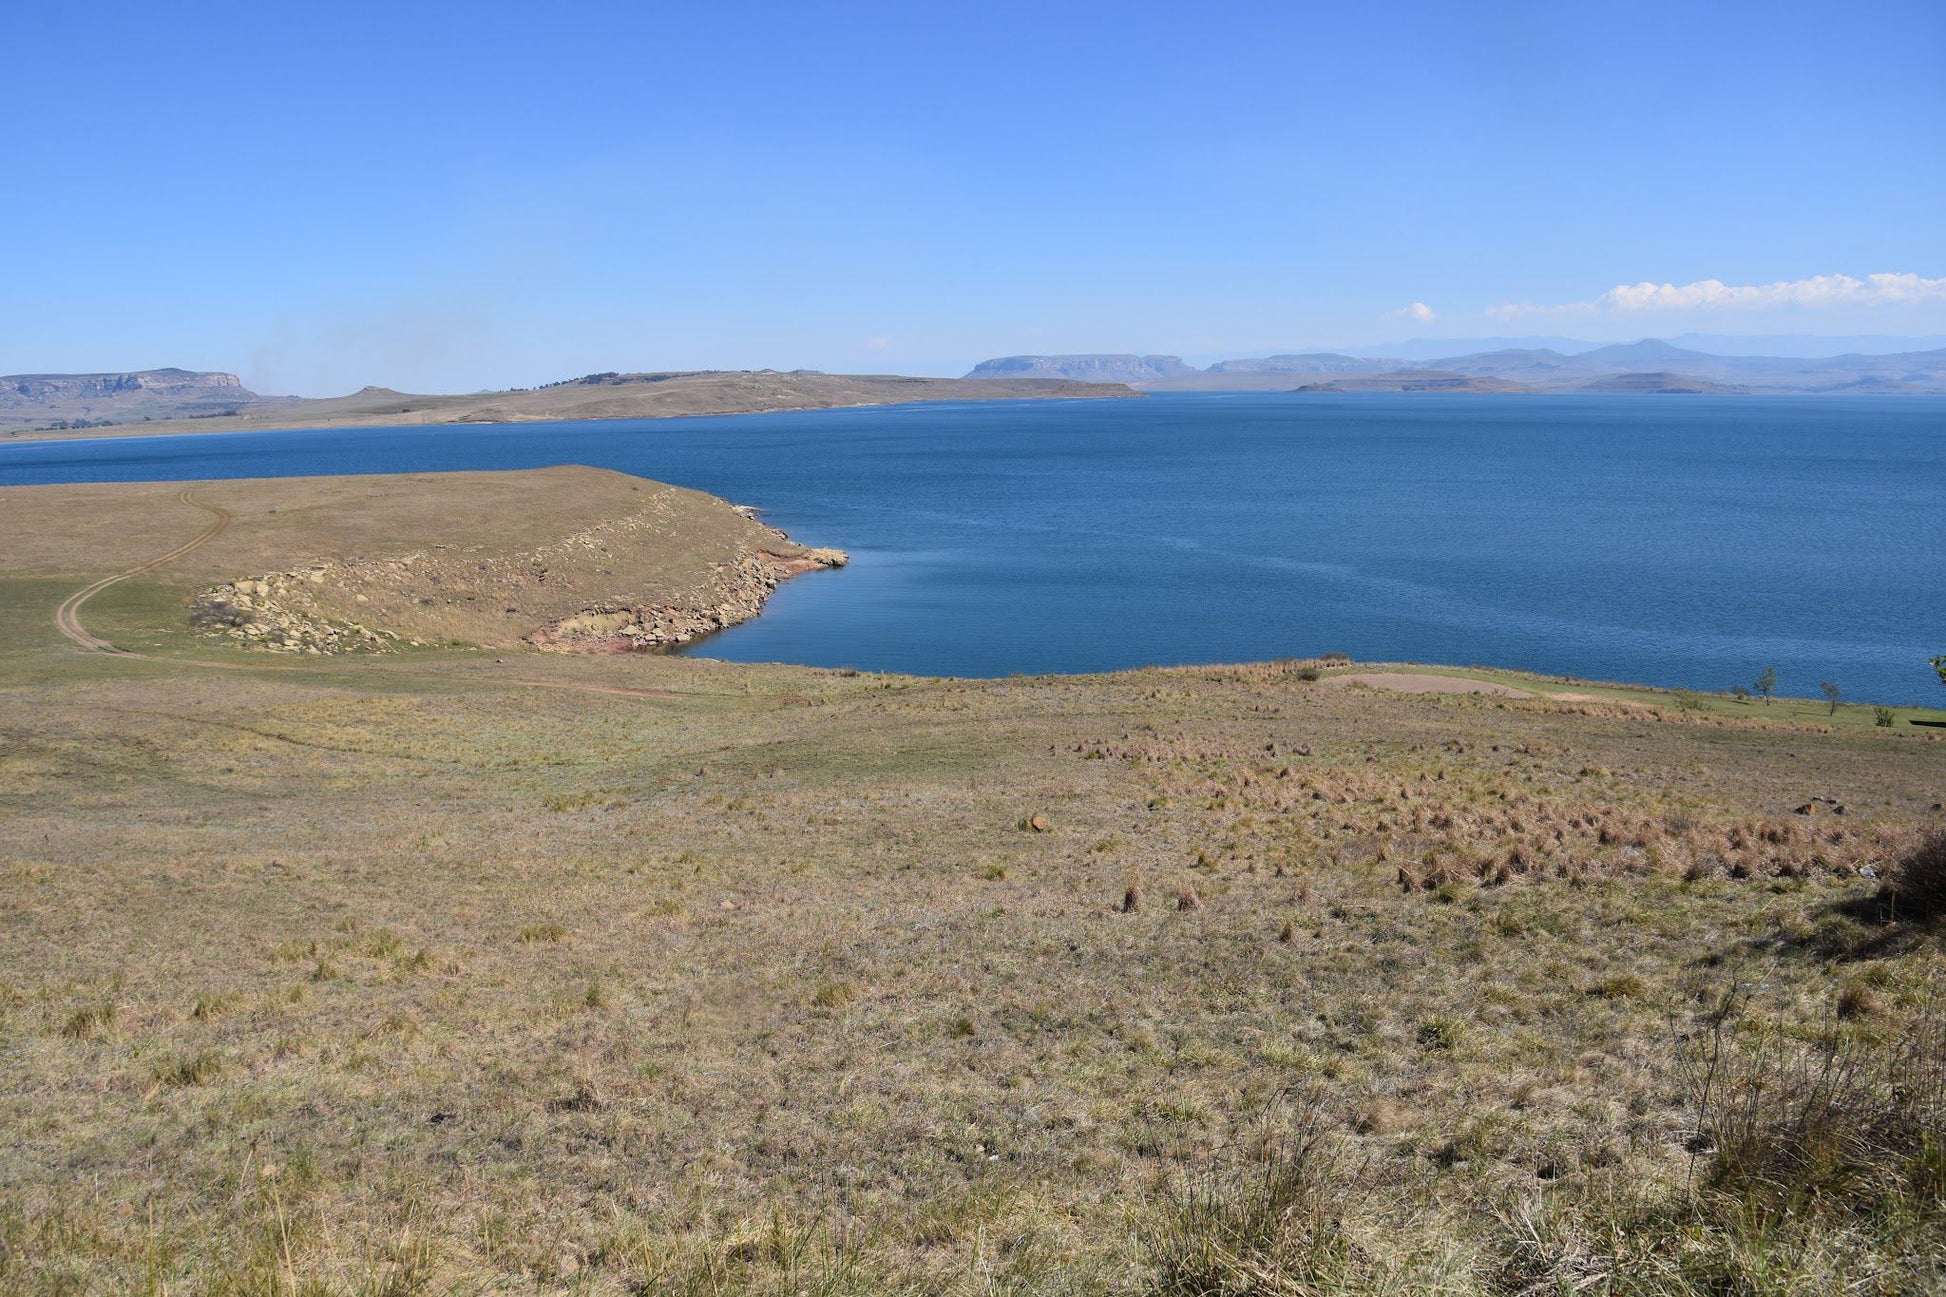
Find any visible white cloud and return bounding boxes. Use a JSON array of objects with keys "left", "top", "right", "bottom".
[
  {"left": 1392, "top": 301, "right": 1437, "bottom": 323},
  {"left": 863, "top": 335, "right": 892, "bottom": 349},
  {"left": 1491, "top": 272, "right": 1946, "bottom": 319}
]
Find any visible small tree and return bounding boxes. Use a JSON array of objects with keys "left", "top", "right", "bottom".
[
  {"left": 1755, "top": 666, "right": 1777, "bottom": 705},
  {"left": 1820, "top": 681, "right": 1841, "bottom": 715},
  {"left": 1932, "top": 655, "right": 1946, "bottom": 689}
]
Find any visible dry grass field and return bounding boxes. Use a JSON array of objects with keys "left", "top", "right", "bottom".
[{"left": 2, "top": 471, "right": 1943, "bottom": 1295}]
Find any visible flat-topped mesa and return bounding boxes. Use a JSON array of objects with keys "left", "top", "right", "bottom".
[
  {"left": 1, "top": 368, "right": 291, "bottom": 431},
  {"left": 3, "top": 368, "right": 246, "bottom": 399}
]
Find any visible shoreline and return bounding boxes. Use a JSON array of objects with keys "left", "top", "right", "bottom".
[
  {"left": 18, "top": 386, "right": 1946, "bottom": 447},
  {"left": 700, "top": 654, "right": 1945, "bottom": 727},
  {"left": 524, "top": 535, "right": 848, "bottom": 655}
]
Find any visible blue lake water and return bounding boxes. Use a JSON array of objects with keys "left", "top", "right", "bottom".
[{"left": 3, "top": 393, "right": 1943, "bottom": 704}]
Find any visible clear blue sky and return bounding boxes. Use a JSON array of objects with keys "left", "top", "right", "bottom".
[{"left": 6, "top": 0, "right": 1943, "bottom": 394}]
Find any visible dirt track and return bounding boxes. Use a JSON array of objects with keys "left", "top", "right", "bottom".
[{"left": 52, "top": 487, "right": 231, "bottom": 652}]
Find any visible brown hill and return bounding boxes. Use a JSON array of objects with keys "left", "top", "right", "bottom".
[{"left": 4, "top": 369, "right": 1136, "bottom": 441}]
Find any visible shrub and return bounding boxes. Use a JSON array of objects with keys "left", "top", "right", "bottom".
[
  {"left": 1875, "top": 706, "right": 1896, "bottom": 728},
  {"left": 1888, "top": 829, "right": 1946, "bottom": 922}
]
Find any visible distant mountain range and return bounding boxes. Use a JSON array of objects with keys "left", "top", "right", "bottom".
[
  {"left": 965, "top": 340, "right": 1946, "bottom": 394},
  {"left": 960, "top": 354, "right": 1199, "bottom": 384}
]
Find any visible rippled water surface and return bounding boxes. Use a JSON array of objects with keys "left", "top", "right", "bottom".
[{"left": 4, "top": 393, "right": 1942, "bottom": 702}]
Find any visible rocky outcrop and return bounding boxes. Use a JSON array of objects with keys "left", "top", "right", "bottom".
[
  {"left": 524, "top": 546, "right": 847, "bottom": 653},
  {"left": 193, "top": 571, "right": 403, "bottom": 654}
]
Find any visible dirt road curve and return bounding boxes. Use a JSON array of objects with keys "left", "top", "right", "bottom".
[{"left": 53, "top": 487, "right": 231, "bottom": 652}]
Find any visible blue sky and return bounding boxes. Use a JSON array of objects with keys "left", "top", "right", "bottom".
[{"left": 6, "top": 0, "right": 1944, "bottom": 394}]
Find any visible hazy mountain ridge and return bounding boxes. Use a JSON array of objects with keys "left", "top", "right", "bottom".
[
  {"left": 965, "top": 354, "right": 1198, "bottom": 383},
  {"left": 1206, "top": 353, "right": 1406, "bottom": 374},
  {"left": 1291, "top": 371, "right": 1534, "bottom": 393},
  {"left": 965, "top": 341, "right": 1946, "bottom": 393}
]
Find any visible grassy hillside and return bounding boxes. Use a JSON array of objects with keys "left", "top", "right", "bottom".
[{"left": 1, "top": 473, "right": 1943, "bottom": 1294}]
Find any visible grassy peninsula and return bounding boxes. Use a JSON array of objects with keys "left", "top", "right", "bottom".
[{"left": 2, "top": 470, "right": 1943, "bottom": 1295}]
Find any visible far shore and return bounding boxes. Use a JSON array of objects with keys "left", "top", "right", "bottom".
[{"left": 0, "top": 369, "right": 1139, "bottom": 443}]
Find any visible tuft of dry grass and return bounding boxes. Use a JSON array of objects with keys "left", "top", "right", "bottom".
[
  {"left": 151, "top": 1050, "right": 224, "bottom": 1088},
  {"left": 59, "top": 1003, "right": 114, "bottom": 1039}
]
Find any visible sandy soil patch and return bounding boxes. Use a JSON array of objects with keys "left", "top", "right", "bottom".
[{"left": 1326, "top": 670, "right": 1531, "bottom": 697}]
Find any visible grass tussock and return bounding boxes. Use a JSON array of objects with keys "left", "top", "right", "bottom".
[
  {"left": 59, "top": 1002, "right": 115, "bottom": 1039},
  {"left": 1143, "top": 1097, "right": 1358, "bottom": 1295},
  {"left": 1492, "top": 985, "right": 1946, "bottom": 1294},
  {"left": 1688, "top": 989, "right": 1946, "bottom": 1222}
]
